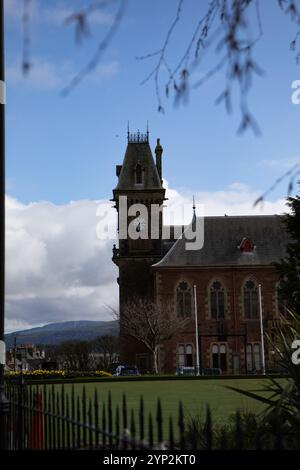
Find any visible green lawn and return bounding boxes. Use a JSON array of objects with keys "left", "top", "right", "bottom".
[{"left": 62, "top": 377, "right": 283, "bottom": 425}]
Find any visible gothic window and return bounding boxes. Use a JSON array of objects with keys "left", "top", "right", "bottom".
[
  {"left": 246, "top": 344, "right": 253, "bottom": 371},
  {"left": 210, "top": 280, "right": 225, "bottom": 319},
  {"left": 211, "top": 343, "right": 227, "bottom": 371},
  {"left": 176, "top": 281, "right": 192, "bottom": 317},
  {"left": 247, "top": 343, "right": 261, "bottom": 372},
  {"left": 178, "top": 344, "right": 193, "bottom": 367},
  {"left": 178, "top": 345, "right": 185, "bottom": 367},
  {"left": 135, "top": 164, "right": 143, "bottom": 184},
  {"left": 243, "top": 279, "right": 259, "bottom": 319}
]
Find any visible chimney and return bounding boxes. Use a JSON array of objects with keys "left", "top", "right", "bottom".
[{"left": 155, "top": 138, "right": 163, "bottom": 183}]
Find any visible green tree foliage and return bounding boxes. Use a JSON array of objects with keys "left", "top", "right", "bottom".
[{"left": 278, "top": 185, "right": 300, "bottom": 314}]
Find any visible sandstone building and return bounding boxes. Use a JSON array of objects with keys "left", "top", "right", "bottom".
[{"left": 112, "top": 131, "right": 288, "bottom": 374}]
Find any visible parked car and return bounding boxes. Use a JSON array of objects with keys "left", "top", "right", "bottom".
[
  {"left": 176, "top": 366, "right": 196, "bottom": 376},
  {"left": 114, "top": 365, "right": 141, "bottom": 376}
]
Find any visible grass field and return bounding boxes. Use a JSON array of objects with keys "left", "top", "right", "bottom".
[{"left": 61, "top": 377, "right": 284, "bottom": 425}]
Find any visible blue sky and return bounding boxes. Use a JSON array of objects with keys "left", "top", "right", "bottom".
[
  {"left": 4, "top": 0, "right": 300, "bottom": 332},
  {"left": 5, "top": 0, "right": 300, "bottom": 204}
]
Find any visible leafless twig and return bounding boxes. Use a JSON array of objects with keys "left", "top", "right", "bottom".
[{"left": 61, "top": 0, "right": 128, "bottom": 96}]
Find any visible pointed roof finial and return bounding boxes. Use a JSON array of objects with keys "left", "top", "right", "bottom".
[
  {"left": 127, "top": 121, "right": 130, "bottom": 141},
  {"left": 193, "top": 195, "right": 196, "bottom": 216},
  {"left": 146, "top": 120, "right": 149, "bottom": 141}
]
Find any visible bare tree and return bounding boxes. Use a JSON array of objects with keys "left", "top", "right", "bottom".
[
  {"left": 112, "top": 298, "right": 188, "bottom": 374},
  {"left": 55, "top": 340, "right": 92, "bottom": 371},
  {"left": 91, "top": 334, "right": 120, "bottom": 370}
]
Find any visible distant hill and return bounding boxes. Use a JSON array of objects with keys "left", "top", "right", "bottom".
[{"left": 5, "top": 320, "right": 118, "bottom": 348}]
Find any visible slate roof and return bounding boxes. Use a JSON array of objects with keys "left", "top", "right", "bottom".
[
  {"left": 154, "top": 215, "right": 288, "bottom": 268},
  {"left": 115, "top": 142, "right": 162, "bottom": 190}
]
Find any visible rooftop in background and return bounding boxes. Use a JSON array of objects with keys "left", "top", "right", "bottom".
[{"left": 154, "top": 215, "right": 289, "bottom": 268}]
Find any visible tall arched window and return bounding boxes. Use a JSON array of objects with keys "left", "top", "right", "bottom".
[
  {"left": 246, "top": 343, "right": 261, "bottom": 371},
  {"left": 246, "top": 344, "right": 253, "bottom": 371},
  {"left": 210, "top": 280, "right": 225, "bottom": 319},
  {"left": 176, "top": 281, "right": 192, "bottom": 317},
  {"left": 211, "top": 344, "right": 227, "bottom": 371},
  {"left": 135, "top": 164, "right": 142, "bottom": 184},
  {"left": 243, "top": 279, "right": 259, "bottom": 319},
  {"left": 253, "top": 344, "right": 261, "bottom": 371},
  {"left": 177, "top": 344, "right": 193, "bottom": 367}
]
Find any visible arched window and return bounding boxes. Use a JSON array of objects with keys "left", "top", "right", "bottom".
[
  {"left": 176, "top": 281, "right": 192, "bottom": 317},
  {"left": 178, "top": 345, "right": 185, "bottom": 367},
  {"left": 253, "top": 344, "right": 261, "bottom": 371},
  {"left": 210, "top": 280, "right": 225, "bottom": 319},
  {"left": 211, "top": 343, "right": 227, "bottom": 371},
  {"left": 177, "top": 344, "right": 193, "bottom": 367},
  {"left": 135, "top": 164, "right": 142, "bottom": 184},
  {"left": 246, "top": 344, "right": 253, "bottom": 371},
  {"left": 246, "top": 343, "right": 261, "bottom": 372},
  {"left": 243, "top": 279, "right": 259, "bottom": 319}
]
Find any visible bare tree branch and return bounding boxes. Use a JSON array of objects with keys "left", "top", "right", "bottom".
[
  {"left": 254, "top": 162, "right": 300, "bottom": 207},
  {"left": 61, "top": 0, "right": 128, "bottom": 96},
  {"left": 112, "top": 298, "right": 188, "bottom": 374}
]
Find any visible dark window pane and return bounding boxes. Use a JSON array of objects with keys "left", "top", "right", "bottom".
[
  {"left": 184, "top": 292, "right": 192, "bottom": 316},
  {"left": 251, "top": 290, "right": 259, "bottom": 318},
  {"left": 220, "top": 352, "right": 227, "bottom": 371},
  {"left": 212, "top": 353, "right": 219, "bottom": 369},
  {"left": 136, "top": 164, "right": 142, "bottom": 184},
  {"left": 186, "top": 354, "right": 193, "bottom": 367},
  {"left": 244, "top": 290, "right": 251, "bottom": 318},
  {"left": 218, "top": 291, "right": 225, "bottom": 318},
  {"left": 177, "top": 282, "right": 192, "bottom": 317},
  {"left": 177, "top": 292, "right": 184, "bottom": 317},
  {"left": 211, "top": 291, "right": 217, "bottom": 318}
]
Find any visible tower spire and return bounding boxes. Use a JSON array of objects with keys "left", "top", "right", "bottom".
[
  {"left": 127, "top": 121, "right": 130, "bottom": 142},
  {"left": 192, "top": 195, "right": 196, "bottom": 216},
  {"left": 155, "top": 137, "right": 163, "bottom": 184}
]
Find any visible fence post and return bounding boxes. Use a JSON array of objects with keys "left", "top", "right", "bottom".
[
  {"left": 27, "top": 386, "right": 45, "bottom": 450},
  {"left": 17, "top": 373, "right": 25, "bottom": 449}
]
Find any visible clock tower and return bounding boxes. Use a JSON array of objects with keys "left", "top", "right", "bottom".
[{"left": 112, "top": 129, "right": 166, "bottom": 366}]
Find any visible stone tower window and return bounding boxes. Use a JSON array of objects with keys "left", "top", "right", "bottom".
[
  {"left": 176, "top": 281, "right": 192, "bottom": 317},
  {"left": 135, "top": 164, "right": 143, "bottom": 184}
]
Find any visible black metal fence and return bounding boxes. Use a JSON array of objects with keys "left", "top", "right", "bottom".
[
  {"left": 4, "top": 379, "right": 297, "bottom": 450},
  {"left": 5, "top": 379, "right": 187, "bottom": 450}
]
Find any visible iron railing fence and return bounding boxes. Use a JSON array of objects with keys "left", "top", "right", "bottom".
[
  {"left": 5, "top": 379, "right": 187, "bottom": 450},
  {"left": 4, "top": 379, "right": 297, "bottom": 450}
]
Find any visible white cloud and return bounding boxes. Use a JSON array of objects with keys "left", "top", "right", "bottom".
[
  {"left": 5, "top": 182, "right": 288, "bottom": 333},
  {"left": 5, "top": 0, "right": 113, "bottom": 26},
  {"left": 5, "top": 196, "right": 118, "bottom": 332},
  {"left": 164, "top": 180, "right": 288, "bottom": 223},
  {"left": 258, "top": 157, "right": 300, "bottom": 169},
  {"left": 6, "top": 58, "right": 120, "bottom": 91}
]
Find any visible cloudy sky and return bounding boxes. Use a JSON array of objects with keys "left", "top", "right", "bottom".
[{"left": 4, "top": 0, "right": 300, "bottom": 332}]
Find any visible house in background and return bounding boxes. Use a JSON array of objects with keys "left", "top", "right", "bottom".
[{"left": 6, "top": 343, "right": 45, "bottom": 371}]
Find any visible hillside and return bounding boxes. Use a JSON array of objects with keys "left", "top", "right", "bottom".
[{"left": 5, "top": 320, "right": 118, "bottom": 348}]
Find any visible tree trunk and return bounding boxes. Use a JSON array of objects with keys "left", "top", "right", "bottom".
[{"left": 153, "top": 347, "right": 159, "bottom": 374}]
